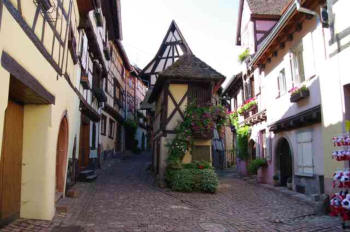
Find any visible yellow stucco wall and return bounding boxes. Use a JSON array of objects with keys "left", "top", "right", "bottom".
[
  {"left": 0, "top": 1, "right": 81, "bottom": 220},
  {"left": 167, "top": 84, "right": 188, "bottom": 130}
]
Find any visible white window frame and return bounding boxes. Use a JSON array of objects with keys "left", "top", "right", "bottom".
[
  {"left": 291, "top": 42, "right": 305, "bottom": 85},
  {"left": 277, "top": 69, "right": 287, "bottom": 96}
]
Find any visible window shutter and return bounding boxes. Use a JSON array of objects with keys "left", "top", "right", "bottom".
[
  {"left": 302, "top": 142, "right": 313, "bottom": 174},
  {"left": 188, "top": 83, "right": 211, "bottom": 106},
  {"left": 297, "top": 143, "right": 304, "bottom": 174},
  {"left": 296, "top": 131, "right": 313, "bottom": 175}
]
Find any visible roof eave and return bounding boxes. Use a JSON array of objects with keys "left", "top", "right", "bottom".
[{"left": 249, "top": 2, "right": 297, "bottom": 67}]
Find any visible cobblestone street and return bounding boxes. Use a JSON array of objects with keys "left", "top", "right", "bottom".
[{"left": 2, "top": 153, "right": 342, "bottom": 232}]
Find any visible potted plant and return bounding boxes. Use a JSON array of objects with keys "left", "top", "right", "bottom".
[
  {"left": 287, "top": 177, "right": 293, "bottom": 190},
  {"left": 273, "top": 174, "right": 279, "bottom": 186},
  {"left": 290, "top": 85, "right": 310, "bottom": 102}
]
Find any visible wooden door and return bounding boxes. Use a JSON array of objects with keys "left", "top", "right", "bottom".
[
  {"left": 0, "top": 100, "right": 24, "bottom": 222},
  {"left": 78, "top": 122, "right": 90, "bottom": 169},
  {"left": 56, "top": 117, "right": 68, "bottom": 193}
]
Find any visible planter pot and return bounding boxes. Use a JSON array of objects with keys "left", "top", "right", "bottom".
[
  {"left": 192, "top": 129, "right": 213, "bottom": 139},
  {"left": 290, "top": 89, "right": 310, "bottom": 102},
  {"left": 273, "top": 180, "right": 279, "bottom": 186},
  {"left": 287, "top": 182, "right": 293, "bottom": 190}
]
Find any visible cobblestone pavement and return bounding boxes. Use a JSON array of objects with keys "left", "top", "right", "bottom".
[{"left": 1, "top": 153, "right": 343, "bottom": 232}]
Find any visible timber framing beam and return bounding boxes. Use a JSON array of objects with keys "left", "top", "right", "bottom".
[{"left": 1, "top": 51, "right": 55, "bottom": 104}]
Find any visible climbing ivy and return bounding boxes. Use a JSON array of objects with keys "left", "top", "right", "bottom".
[
  {"left": 228, "top": 111, "right": 250, "bottom": 160},
  {"left": 167, "top": 103, "right": 227, "bottom": 168}
]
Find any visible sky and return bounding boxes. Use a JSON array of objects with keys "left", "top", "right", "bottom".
[{"left": 121, "top": 0, "right": 241, "bottom": 87}]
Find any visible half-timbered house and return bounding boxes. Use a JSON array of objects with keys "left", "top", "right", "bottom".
[
  {"left": 148, "top": 54, "right": 225, "bottom": 181},
  {"left": 0, "top": 0, "right": 82, "bottom": 223}
]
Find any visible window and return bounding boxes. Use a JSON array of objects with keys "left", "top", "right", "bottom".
[
  {"left": 188, "top": 83, "right": 212, "bottom": 106},
  {"left": 68, "top": 26, "right": 78, "bottom": 64},
  {"left": 296, "top": 130, "right": 313, "bottom": 175},
  {"left": 101, "top": 114, "right": 106, "bottom": 135},
  {"left": 109, "top": 119, "right": 115, "bottom": 138},
  {"left": 91, "top": 123, "right": 96, "bottom": 149},
  {"left": 259, "top": 130, "right": 266, "bottom": 158},
  {"left": 291, "top": 42, "right": 305, "bottom": 84},
  {"left": 277, "top": 69, "right": 287, "bottom": 96}
]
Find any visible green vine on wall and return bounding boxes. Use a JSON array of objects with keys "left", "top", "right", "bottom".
[
  {"left": 167, "top": 103, "right": 227, "bottom": 168},
  {"left": 228, "top": 111, "right": 250, "bottom": 160}
]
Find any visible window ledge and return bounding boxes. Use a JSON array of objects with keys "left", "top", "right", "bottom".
[{"left": 294, "top": 172, "right": 314, "bottom": 177}]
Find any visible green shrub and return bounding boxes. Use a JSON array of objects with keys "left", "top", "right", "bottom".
[
  {"left": 182, "top": 161, "right": 213, "bottom": 170},
  {"left": 237, "top": 126, "right": 250, "bottom": 160},
  {"left": 247, "top": 158, "right": 267, "bottom": 175},
  {"left": 167, "top": 169, "right": 194, "bottom": 192},
  {"left": 166, "top": 168, "right": 218, "bottom": 193},
  {"left": 198, "top": 169, "right": 219, "bottom": 193}
]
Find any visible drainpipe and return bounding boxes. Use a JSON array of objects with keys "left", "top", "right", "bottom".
[{"left": 295, "top": 0, "right": 319, "bottom": 18}]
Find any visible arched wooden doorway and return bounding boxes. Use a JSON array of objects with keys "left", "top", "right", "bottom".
[
  {"left": 276, "top": 138, "right": 293, "bottom": 186},
  {"left": 56, "top": 116, "right": 69, "bottom": 194}
]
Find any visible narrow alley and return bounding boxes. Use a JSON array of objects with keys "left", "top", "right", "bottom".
[{"left": 2, "top": 153, "right": 341, "bottom": 232}]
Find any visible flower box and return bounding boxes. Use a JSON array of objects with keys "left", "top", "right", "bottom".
[
  {"left": 290, "top": 88, "right": 310, "bottom": 103},
  {"left": 80, "top": 74, "right": 90, "bottom": 89},
  {"left": 238, "top": 97, "right": 257, "bottom": 115},
  {"left": 192, "top": 129, "right": 213, "bottom": 139}
]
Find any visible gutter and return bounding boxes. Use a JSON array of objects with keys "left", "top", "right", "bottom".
[{"left": 249, "top": 0, "right": 319, "bottom": 67}]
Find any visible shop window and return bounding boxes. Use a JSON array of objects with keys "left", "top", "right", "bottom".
[
  {"left": 296, "top": 130, "right": 314, "bottom": 175},
  {"left": 109, "top": 119, "right": 115, "bottom": 139},
  {"left": 101, "top": 114, "right": 106, "bottom": 135}
]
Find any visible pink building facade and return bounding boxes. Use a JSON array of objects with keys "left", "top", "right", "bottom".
[{"left": 224, "top": 0, "right": 327, "bottom": 196}]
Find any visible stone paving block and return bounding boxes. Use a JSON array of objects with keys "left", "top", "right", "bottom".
[{"left": 0, "top": 153, "right": 344, "bottom": 232}]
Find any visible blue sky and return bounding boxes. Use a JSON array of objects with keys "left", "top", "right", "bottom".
[{"left": 121, "top": 0, "right": 240, "bottom": 86}]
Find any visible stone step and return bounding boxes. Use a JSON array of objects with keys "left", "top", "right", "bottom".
[
  {"left": 85, "top": 174, "right": 97, "bottom": 182},
  {"left": 79, "top": 169, "right": 94, "bottom": 177}
]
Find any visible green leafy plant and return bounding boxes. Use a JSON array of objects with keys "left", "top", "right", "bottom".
[
  {"left": 237, "top": 98, "right": 257, "bottom": 115},
  {"left": 165, "top": 103, "right": 224, "bottom": 193},
  {"left": 166, "top": 168, "right": 218, "bottom": 193},
  {"left": 290, "top": 85, "right": 309, "bottom": 97},
  {"left": 247, "top": 158, "right": 267, "bottom": 175},
  {"left": 227, "top": 111, "right": 250, "bottom": 160},
  {"left": 236, "top": 126, "right": 250, "bottom": 160},
  {"left": 238, "top": 48, "right": 250, "bottom": 63}
]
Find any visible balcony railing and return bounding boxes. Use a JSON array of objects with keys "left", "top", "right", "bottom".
[{"left": 241, "top": 109, "right": 267, "bottom": 126}]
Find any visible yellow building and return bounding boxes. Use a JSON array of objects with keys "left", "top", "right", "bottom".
[{"left": 0, "top": 0, "right": 82, "bottom": 223}]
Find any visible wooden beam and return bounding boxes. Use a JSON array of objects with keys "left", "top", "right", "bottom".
[{"left": 1, "top": 52, "right": 55, "bottom": 104}]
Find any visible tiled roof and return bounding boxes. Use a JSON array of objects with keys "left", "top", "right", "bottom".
[
  {"left": 247, "top": 0, "right": 291, "bottom": 15},
  {"left": 160, "top": 54, "right": 225, "bottom": 80}
]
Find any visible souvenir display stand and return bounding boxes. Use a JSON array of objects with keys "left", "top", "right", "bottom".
[{"left": 330, "top": 134, "right": 350, "bottom": 229}]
